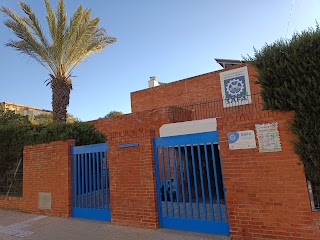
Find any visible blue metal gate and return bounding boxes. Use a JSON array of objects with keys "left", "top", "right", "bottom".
[
  {"left": 71, "top": 143, "right": 110, "bottom": 221},
  {"left": 154, "top": 131, "right": 229, "bottom": 235}
]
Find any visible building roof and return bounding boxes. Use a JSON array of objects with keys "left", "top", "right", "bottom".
[
  {"left": 0, "top": 102, "right": 51, "bottom": 112},
  {"left": 215, "top": 58, "right": 246, "bottom": 69}
]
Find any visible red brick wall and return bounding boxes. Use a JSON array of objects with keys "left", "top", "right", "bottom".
[
  {"left": 22, "top": 140, "right": 75, "bottom": 217},
  {"left": 131, "top": 64, "right": 260, "bottom": 113},
  {"left": 107, "top": 129, "right": 158, "bottom": 228},
  {"left": 313, "top": 212, "right": 320, "bottom": 239},
  {"left": 217, "top": 112, "right": 316, "bottom": 239},
  {"left": 91, "top": 108, "right": 170, "bottom": 137},
  {"left": 0, "top": 196, "right": 22, "bottom": 210}
]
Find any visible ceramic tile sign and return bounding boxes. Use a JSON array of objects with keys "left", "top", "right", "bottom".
[
  {"left": 255, "top": 122, "right": 282, "bottom": 153},
  {"left": 227, "top": 130, "right": 256, "bottom": 150},
  {"left": 219, "top": 66, "right": 252, "bottom": 108}
]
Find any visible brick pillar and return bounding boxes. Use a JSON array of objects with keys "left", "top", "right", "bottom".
[
  {"left": 22, "top": 139, "right": 75, "bottom": 217},
  {"left": 217, "top": 112, "right": 316, "bottom": 239},
  {"left": 107, "top": 128, "right": 158, "bottom": 228}
]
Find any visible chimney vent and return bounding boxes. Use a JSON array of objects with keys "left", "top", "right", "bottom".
[{"left": 148, "top": 76, "right": 159, "bottom": 88}]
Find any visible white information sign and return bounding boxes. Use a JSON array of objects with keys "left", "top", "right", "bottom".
[
  {"left": 255, "top": 122, "right": 282, "bottom": 153},
  {"left": 219, "top": 66, "right": 252, "bottom": 108},
  {"left": 227, "top": 130, "right": 256, "bottom": 150}
]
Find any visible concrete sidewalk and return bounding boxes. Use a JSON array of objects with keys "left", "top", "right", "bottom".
[{"left": 0, "top": 209, "right": 230, "bottom": 240}]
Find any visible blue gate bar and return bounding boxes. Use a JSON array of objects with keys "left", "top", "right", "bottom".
[
  {"left": 178, "top": 146, "right": 187, "bottom": 218},
  {"left": 153, "top": 142, "right": 162, "bottom": 224},
  {"left": 204, "top": 144, "right": 214, "bottom": 220},
  {"left": 104, "top": 152, "right": 109, "bottom": 210},
  {"left": 161, "top": 147, "right": 168, "bottom": 217},
  {"left": 72, "top": 156, "right": 75, "bottom": 207},
  {"left": 197, "top": 144, "right": 207, "bottom": 220},
  {"left": 211, "top": 143, "right": 222, "bottom": 222},
  {"left": 89, "top": 153, "right": 92, "bottom": 208},
  {"left": 190, "top": 145, "right": 200, "bottom": 220},
  {"left": 216, "top": 145, "right": 228, "bottom": 221},
  {"left": 173, "top": 147, "right": 180, "bottom": 218},
  {"left": 97, "top": 152, "right": 101, "bottom": 209},
  {"left": 81, "top": 154, "right": 84, "bottom": 208},
  {"left": 93, "top": 152, "right": 96, "bottom": 209},
  {"left": 77, "top": 154, "right": 80, "bottom": 208},
  {"left": 100, "top": 152, "right": 104, "bottom": 209},
  {"left": 184, "top": 145, "right": 193, "bottom": 219},
  {"left": 85, "top": 153, "right": 88, "bottom": 208},
  {"left": 166, "top": 147, "right": 174, "bottom": 217}
]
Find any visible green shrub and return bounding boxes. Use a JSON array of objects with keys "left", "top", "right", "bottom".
[
  {"left": 249, "top": 25, "right": 320, "bottom": 182},
  {"left": 0, "top": 122, "right": 106, "bottom": 179}
]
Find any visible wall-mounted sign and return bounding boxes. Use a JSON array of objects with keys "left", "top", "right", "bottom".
[
  {"left": 219, "top": 66, "right": 252, "bottom": 108},
  {"left": 118, "top": 143, "right": 139, "bottom": 148},
  {"left": 255, "top": 122, "right": 282, "bottom": 153},
  {"left": 227, "top": 130, "right": 256, "bottom": 150}
]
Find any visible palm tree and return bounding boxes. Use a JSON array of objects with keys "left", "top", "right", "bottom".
[{"left": 1, "top": 0, "right": 116, "bottom": 122}]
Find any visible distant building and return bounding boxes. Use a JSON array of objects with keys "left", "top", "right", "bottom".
[{"left": 0, "top": 102, "right": 51, "bottom": 118}]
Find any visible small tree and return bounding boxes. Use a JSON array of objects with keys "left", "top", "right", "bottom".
[{"left": 105, "top": 110, "right": 124, "bottom": 118}]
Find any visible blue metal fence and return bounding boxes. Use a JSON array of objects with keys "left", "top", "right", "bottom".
[
  {"left": 71, "top": 143, "right": 110, "bottom": 221},
  {"left": 154, "top": 132, "right": 230, "bottom": 235}
]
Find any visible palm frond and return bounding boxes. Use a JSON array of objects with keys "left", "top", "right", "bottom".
[
  {"left": 63, "top": 8, "right": 116, "bottom": 73},
  {"left": 55, "top": 0, "right": 67, "bottom": 75},
  {"left": 2, "top": 0, "right": 116, "bottom": 79},
  {"left": 6, "top": 40, "right": 51, "bottom": 71},
  {"left": 18, "top": 2, "right": 49, "bottom": 48},
  {"left": 1, "top": 6, "right": 56, "bottom": 74},
  {"left": 64, "top": 4, "right": 83, "bottom": 55},
  {"left": 44, "top": 0, "right": 56, "bottom": 42}
]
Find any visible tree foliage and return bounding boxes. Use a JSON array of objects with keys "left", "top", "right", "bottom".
[
  {"left": 0, "top": 110, "right": 30, "bottom": 125},
  {"left": 249, "top": 25, "right": 320, "bottom": 182},
  {"left": 105, "top": 110, "right": 124, "bottom": 118},
  {"left": 34, "top": 112, "right": 79, "bottom": 125},
  {"left": 1, "top": 0, "right": 116, "bottom": 122}
]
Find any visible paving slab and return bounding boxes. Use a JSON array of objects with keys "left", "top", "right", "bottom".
[{"left": 0, "top": 209, "right": 230, "bottom": 240}]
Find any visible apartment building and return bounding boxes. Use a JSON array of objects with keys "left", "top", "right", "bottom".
[{"left": 0, "top": 102, "right": 51, "bottom": 118}]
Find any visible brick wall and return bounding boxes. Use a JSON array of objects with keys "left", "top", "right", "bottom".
[
  {"left": 0, "top": 196, "right": 22, "bottom": 210},
  {"left": 107, "top": 129, "right": 158, "bottom": 228},
  {"left": 131, "top": 64, "right": 261, "bottom": 113},
  {"left": 22, "top": 140, "right": 75, "bottom": 217},
  {"left": 217, "top": 112, "right": 316, "bottom": 239},
  {"left": 313, "top": 212, "right": 320, "bottom": 239},
  {"left": 91, "top": 107, "right": 170, "bottom": 137}
]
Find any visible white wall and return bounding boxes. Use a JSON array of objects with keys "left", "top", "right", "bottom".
[{"left": 159, "top": 118, "right": 217, "bottom": 137}]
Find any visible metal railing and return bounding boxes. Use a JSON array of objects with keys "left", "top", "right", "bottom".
[
  {"left": 0, "top": 172, "right": 23, "bottom": 197},
  {"left": 168, "top": 93, "right": 264, "bottom": 123},
  {"left": 308, "top": 180, "right": 320, "bottom": 211}
]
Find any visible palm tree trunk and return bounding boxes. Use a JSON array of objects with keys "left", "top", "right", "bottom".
[{"left": 51, "top": 77, "right": 72, "bottom": 122}]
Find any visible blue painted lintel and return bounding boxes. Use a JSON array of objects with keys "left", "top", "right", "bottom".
[{"left": 118, "top": 143, "right": 139, "bottom": 148}]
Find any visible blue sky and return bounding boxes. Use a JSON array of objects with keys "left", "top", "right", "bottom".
[{"left": 0, "top": 0, "right": 319, "bottom": 121}]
